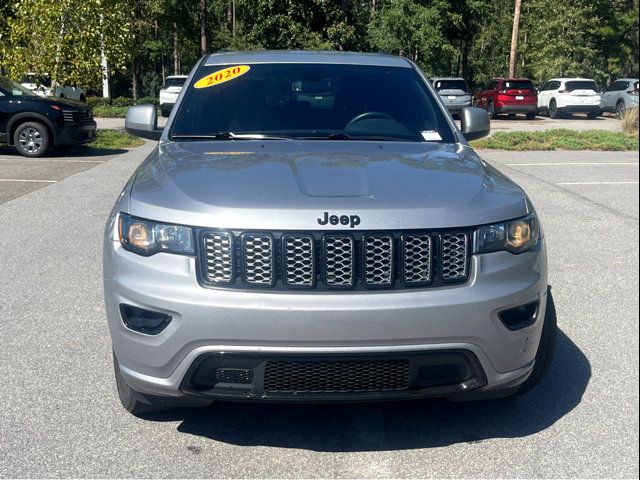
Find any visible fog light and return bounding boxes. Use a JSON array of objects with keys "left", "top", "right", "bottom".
[
  {"left": 499, "top": 301, "right": 539, "bottom": 331},
  {"left": 119, "top": 304, "right": 171, "bottom": 335}
]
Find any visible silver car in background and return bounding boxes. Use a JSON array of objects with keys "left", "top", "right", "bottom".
[
  {"left": 431, "top": 77, "right": 472, "bottom": 116},
  {"left": 600, "top": 78, "right": 639, "bottom": 118},
  {"left": 105, "top": 51, "right": 556, "bottom": 415}
]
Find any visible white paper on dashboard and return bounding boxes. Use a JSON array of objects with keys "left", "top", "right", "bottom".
[{"left": 421, "top": 130, "right": 442, "bottom": 141}]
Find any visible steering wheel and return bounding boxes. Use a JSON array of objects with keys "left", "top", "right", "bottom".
[{"left": 345, "top": 111, "right": 395, "bottom": 130}]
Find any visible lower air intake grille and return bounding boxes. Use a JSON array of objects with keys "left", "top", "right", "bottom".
[{"left": 263, "top": 359, "right": 410, "bottom": 393}]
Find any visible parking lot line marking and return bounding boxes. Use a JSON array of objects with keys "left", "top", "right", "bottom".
[
  {"left": 507, "top": 162, "right": 639, "bottom": 166},
  {"left": 557, "top": 181, "right": 639, "bottom": 185},
  {"left": 0, "top": 178, "right": 58, "bottom": 183}
]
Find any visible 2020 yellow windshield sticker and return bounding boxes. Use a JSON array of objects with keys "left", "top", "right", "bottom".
[{"left": 194, "top": 65, "right": 250, "bottom": 89}]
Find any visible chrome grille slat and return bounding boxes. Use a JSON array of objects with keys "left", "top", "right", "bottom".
[
  {"left": 242, "top": 234, "right": 275, "bottom": 286},
  {"left": 363, "top": 235, "right": 394, "bottom": 287},
  {"left": 440, "top": 233, "right": 469, "bottom": 282},
  {"left": 403, "top": 234, "right": 432, "bottom": 285},
  {"left": 283, "top": 235, "right": 315, "bottom": 287},
  {"left": 324, "top": 235, "right": 355, "bottom": 288},
  {"left": 199, "top": 230, "right": 470, "bottom": 289},
  {"left": 202, "top": 232, "right": 234, "bottom": 284},
  {"left": 62, "top": 109, "right": 93, "bottom": 124}
]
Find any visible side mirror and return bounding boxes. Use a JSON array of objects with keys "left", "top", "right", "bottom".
[
  {"left": 460, "top": 107, "right": 490, "bottom": 141},
  {"left": 125, "top": 104, "right": 162, "bottom": 141}
]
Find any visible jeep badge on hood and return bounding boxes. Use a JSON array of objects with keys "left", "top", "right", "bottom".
[{"left": 317, "top": 212, "right": 361, "bottom": 228}]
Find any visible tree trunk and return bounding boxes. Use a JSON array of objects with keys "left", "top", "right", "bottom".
[
  {"left": 131, "top": 59, "right": 138, "bottom": 100},
  {"left": 227, "top": 0, "right": 236, "bottom": 37},
  {"left": 461, "top": 38, "right": 470, "bottom": 81},
  {"left": 370, "top": 0, "right": 377, "bottom": 15},
  {"left": 173, "top": 22, "right": 180, "bottom": 75},
  {"left": 509, "top": 0, "right": 522, "bottom": 78},
  {"left": 200, "top": 0, "right": 208, "bottom": 56}
]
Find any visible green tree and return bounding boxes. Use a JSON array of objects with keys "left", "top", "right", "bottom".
[
  {"left": 1, "top": 0, "right": 131, "bottom": 89},
  {"left": 368, "top": 0, "right": 454, "bottom": 76}
]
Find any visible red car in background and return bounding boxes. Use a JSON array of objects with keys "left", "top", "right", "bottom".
[{"left": 473, "top": 78, "right": 538, "bottom": 119}]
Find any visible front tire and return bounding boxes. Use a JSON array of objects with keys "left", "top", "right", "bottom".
[
  {"left": 615, "top": 100, "right": 625, "bottom": 119},
  {"left": 526, "top": 111, "right": 536, "bottom": 120},
  {"left": 161, "top": 109, "right": 171, "bottom": 118},
  {"left": 517, "top": 290, "right": 558, "bottom": 395},
  {"left": 14, "top": 122, "right": 50, "bottom": 158}
]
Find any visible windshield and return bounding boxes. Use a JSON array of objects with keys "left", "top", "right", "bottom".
[
  {"left": 163, "top": 77, "right": 186, "bottom": 88},
  {"left": 433, "top": 79, "right": 468, "bottom": 92},
  {"left": 171, "top": 63, "right": 455, "bottom": 143},
  {"left": 504, "top": 80, "right": 534, "bottom": 90},
  {"left": 0, "top": 77, "right": 36, "bottom": 96},
  {"left": 565, "top": 81, "right": 598, "bottom": 92}
]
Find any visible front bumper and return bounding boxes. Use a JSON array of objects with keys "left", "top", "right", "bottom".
[
  {"left": 159, "top": 102, "right": 176, "bottom": 111},
  {"left": 444, "top": 102, "right": 472, "bottom": 113},
  {"left": 104, "top": 238, "right": 548, "bottom": 402},
  {"left": 56, "top": 121, "right": 97, "bottom": 146}
]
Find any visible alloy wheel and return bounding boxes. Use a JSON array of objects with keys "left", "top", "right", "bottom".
[{"left": 18, "top": 128, "right": 44, "bottom": 154}]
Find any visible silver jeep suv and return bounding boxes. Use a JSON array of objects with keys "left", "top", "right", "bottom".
[{"left": 105, "top": 51, "right": 555, "bottom": 415}]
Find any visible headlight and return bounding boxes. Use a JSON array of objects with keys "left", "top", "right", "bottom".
[
  {"left": 474, "top": 213, "right": 540, "bottom": 254},
  {"left": 118, "top": 213, "right": 194, "bottom": 256}
]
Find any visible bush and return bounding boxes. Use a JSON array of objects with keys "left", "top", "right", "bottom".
[
  {"left": 621, "top": 107, "right": 639, "bottom": 135},
  {"left": 86, "top": 96, "right": 110, "bottom": 108},
  {"left": 136, "top": 96, "right": 159, "bottom": 106},
  {"left": 111, "top": 96, "right": 136, "bottom": 107},
  {"left": 92, "top": 105, "right": 129, "bottom": 118}
]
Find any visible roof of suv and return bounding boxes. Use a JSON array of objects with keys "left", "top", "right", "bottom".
[
  {"left": 204, "top": 50, "right": 412, "bottom": 68},
  {"left": 548, "top": 77, "right": 596, "bottom": 82},
  {"left": 492, "top": 77, "right": 532, "bottom": 81},
  {"left": 431, "top": 77, "right": 466, "bottom": 81},
  {"left": 166, "top": 75, "right": 188, "bottom": 79}
]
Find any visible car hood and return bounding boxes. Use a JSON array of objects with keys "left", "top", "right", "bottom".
[
  {"left": 24, "top": 95, "right": 87, "bottom": 109},
  {"left": 128, "top": 141, "right": 530, "bottom": 230}
]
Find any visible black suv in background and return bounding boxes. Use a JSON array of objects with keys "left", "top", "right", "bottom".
[{"left": 0, "top": 76, "right": 96, "bottom": 157}]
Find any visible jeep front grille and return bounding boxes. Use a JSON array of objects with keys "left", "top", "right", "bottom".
[
  {"left": 363, "top": 234, "right": 394, "bottom": 287},
  {"left": 202, "top": 232, "right": 234, "bottom": 284},
  {"left": 242, "top": 234, "right": 275, "bottom": 286},
  {"left": 199, "top": 230, "right": 470, "bottom": 291},
  {"left": 440, "top": 233, "right": 469, "bottom": 282},
  {"left": 402, "top": 234, "right": 433, "bottom": 286},
  {"left": 283, "top": 235, "right": 315, "bottom": 287},
  {"left": 323, "top": 235, "right": 355, "bottom": 288}
]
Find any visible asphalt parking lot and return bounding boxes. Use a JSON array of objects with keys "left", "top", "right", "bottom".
[{"left": 0, "top": 134, "right": 638, "bottom": 477}]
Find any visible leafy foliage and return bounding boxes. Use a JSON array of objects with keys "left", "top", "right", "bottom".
[
  {"left": 1, "top": 0, "right": 131, "bottom": 87},
  {"left": 0, "top": 0, "right": 637, "bottom": 95}
]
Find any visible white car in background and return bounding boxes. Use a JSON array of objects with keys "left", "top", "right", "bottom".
[
  {"left": 20, "top": 73, "right": 86, "bottom": 102},
  {"left": 537, "top": 78, "right": 602, "bottom": 119},
  {"left": 600, "top": 78, "right": 639, "bottom": 118},
  {"left": 159, "top": 75, "right": 188, "bottom": 117}
]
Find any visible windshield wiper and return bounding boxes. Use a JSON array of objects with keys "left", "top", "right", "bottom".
[
  {"left": 172, "top": 132, "right": 292, "bottom": 141},
  {"left": 325, "top": 132, "right": 353, "bottom": 140}
]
